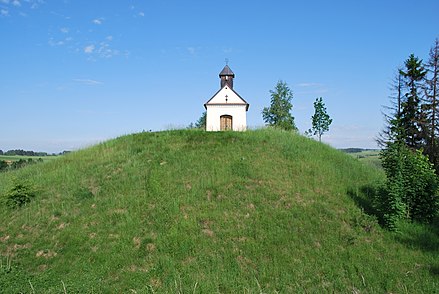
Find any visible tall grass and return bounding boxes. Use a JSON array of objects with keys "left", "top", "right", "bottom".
[{"left": 0, "top": 129, "right": 437, "bottom": 292}]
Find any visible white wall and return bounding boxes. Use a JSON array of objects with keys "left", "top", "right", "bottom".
[
  {"left": 206, "top": 104, "right": 247, "bottom": 131},
  {"left": 205, "top": 85, "right": 248, "bottom": 131}
]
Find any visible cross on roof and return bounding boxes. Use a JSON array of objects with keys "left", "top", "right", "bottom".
[{"left": 225, "top": 94, "right": 228, "bottom": 102}]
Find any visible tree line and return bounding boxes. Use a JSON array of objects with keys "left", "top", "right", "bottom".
[
  {"left": 0, "top": 149, "right": 70, "bottom": 156},
  {"left": 379, "top": 38, "right": 439, "bottom": 229},
  {"left": 1, "top": 149, "right": 50, "bottom": 156}
]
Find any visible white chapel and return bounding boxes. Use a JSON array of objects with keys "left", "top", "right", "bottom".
[{"left": 204, "top": 65, "right": 249, "bottom": 131}]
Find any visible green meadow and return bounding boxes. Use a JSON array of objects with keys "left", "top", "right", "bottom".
[
  {"left": 346, "top": 149, "right": 382, "bottom": 170},
  {"left": 0, "top": 129, "right": 438, "bottom": 293}
]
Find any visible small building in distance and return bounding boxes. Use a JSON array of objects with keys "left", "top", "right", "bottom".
[{"left": 204, "top": 65, "right": 249, "bottom": 131}]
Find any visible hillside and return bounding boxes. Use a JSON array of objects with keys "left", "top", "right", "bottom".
[{"left": 0, "top": 129, "right": 438, "bottom": 293}]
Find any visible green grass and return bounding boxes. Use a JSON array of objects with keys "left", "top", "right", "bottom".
[{"left": 0, "top": 129, "right": 438, "bottom": 292}]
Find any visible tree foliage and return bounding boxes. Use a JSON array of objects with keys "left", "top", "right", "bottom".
[
  {"left": 378, "top": 70, "right": 404, "bottom": 146},
  {"left": 195, "top": 111, "right": 206, "bottom": 130},
  {"left": 0, "top": 160, "right": 8, "bottom": 171},
  {"left": 310, "top": 97, "right": 332, "bottom": 142},
  {"left": 399, "top": 54, "right": 427, "bottom": 149},
  {"left": 378, "top": 39, "right": 439, "bottom": 230},
  {"left": 262, "top": 80, "right": 297, "bottom": 131},
  {"left": 378, "top": 142, "right": 438, "bottom": 229},
  {"left": 3, "top": 149, "right": 49, "bottom": 156},
  {"left": 424, "top": 38, "right": 439, "bottom": 168}
]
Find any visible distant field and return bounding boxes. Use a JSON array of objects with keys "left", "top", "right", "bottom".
[
  {"left": 0, "top": 155, "right": 59, "bottom": 163},
  {"left": 342, "top": 149, "right": 382, "bottom": 169}
]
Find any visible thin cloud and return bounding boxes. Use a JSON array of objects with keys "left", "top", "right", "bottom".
[
  {"left": 82, "top": 40, "right": 121, "bottom": 59},
  {"left": 187, "top": 47, "right": 196, "bottom": 55},
  {"left": 295, "top": 82, "right": 329, "bottom": 96},
  {"left": 48, "top": 35, "right": 72, "bottom": 47},
  {"left": 0, "top": 0, "right": 45, "bottom": 16},
  {"left": 296, "top": 83, "right": 323, "bottom": 87},
  {"left": 30, "top": 0, "right": 44, "bottom": 9},
  {"left": 84, "top": 44, "right": 95, "bottom": 54},
  {"left": 73, "top": 79, "right": 103, "bottom": 86},
  {"left": 60, "top": 27, "right": 69, "bottom": 33},
  {"left": 50, "top": 11, "right": 71, "bottom": 20},
  {"left": 96, "top": 42, "right": 119, "bottom": 58},
  {"left": 138, "top": 11, "right": 144, "bottom": 17},
  {"left": 48, "top": 38, "right": 64, "bottom": 46},
  {"left": 92, "top": 18, "right": 103, "bottom": 25},
  {"left": 222, "top": 47, "right": 233, "bottom": 54}
]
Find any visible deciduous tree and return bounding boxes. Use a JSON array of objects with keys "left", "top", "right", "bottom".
[
  {"left": 262, "top": 81, "right": 297, "bottom": 131},
  {"left": 310, "top": 97, "right": 332, "bottom": 142}
]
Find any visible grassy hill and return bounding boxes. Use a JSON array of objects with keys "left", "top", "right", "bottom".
[{"left": 0, "top": 129, "right": 438, "bottom": 293}]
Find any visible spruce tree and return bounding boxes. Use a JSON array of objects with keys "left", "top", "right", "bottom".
[
  {"left": 195, "top": 112, "right": 206, "bottom": 130},
  {"left": 377, "top": 69, "right": 405, "bottom": 146},
  {"left": 399, "top": 54, "right": 427, "bottom": 149}
]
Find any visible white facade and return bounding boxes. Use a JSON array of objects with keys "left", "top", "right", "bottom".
[
  {"left": 204, "top": 66, "right": 249, "bottom": 131},
  {"left": 206, "top": 104, "right": 248, "bottom": 131}
]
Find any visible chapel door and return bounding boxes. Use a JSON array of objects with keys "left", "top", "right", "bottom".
[{"left": 220, "top": 115, "right": 233, "bottom": 131}]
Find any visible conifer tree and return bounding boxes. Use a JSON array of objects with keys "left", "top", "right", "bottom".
[
  {"left": 378, "top": 49, "right": 439, "bottom": 230},
  {"left": 424, "top": 39, "right": 439, "bottom": 168},
  {"left": 399, "top": 54, "right": 427, "bottom": 149},
  {"left": 377, "top": 70, "right": 405, "bottom": 146},
  {"left": 195, "top": 112, "right": 206, "bottom": 130}
]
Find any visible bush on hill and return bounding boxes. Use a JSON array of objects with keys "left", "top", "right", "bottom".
[
  {"left": 3, "top": 179, "right": 36, "bottom": 209},
  {"left": 378, "top": 142, "right": 438, "bottom": 229}
]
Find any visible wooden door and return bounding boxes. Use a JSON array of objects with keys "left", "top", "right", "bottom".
[{"left": 220, "top": 115, "right": 233, "bottom": 131}]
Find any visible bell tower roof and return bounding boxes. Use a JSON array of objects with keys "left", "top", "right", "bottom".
[
  {"left": 219, "top": 65, "right": 235, "bottom": 78},
  {"left": 219, "top": 64, "right": 235, "bottom": 89}
]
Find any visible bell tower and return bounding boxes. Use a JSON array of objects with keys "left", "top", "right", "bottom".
[
  {"left": 205, "top": 63, "right": 249, "bottom": 131},
  {"left": 219, "top": 64, "right": 235, "bottom": 89}
]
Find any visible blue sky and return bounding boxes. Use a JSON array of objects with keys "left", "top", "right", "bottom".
[{"left": 1, "top": 0, "right": 438, "bottom": 153}]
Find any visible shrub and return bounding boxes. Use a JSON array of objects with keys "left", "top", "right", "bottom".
[
  {"left": 4, "top": 179, "right": 36, "bottom": 209},
  {"left": 378, "top": 142, "right": 439, "bottom": 229},
  {"left": 0, "top": 160, "right": 8, "bottom": 172}
]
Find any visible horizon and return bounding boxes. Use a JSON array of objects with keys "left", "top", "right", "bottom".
[
  {"left": 1, "top": 0, "right": 438, "bottom": 153},
  {"left": 0, "top": 130, "right": 383, "bottom": 154}
]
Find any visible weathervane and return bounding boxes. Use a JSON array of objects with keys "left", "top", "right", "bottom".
[{"left": 225, "top": 58, "right": 229, "bottom": 65}]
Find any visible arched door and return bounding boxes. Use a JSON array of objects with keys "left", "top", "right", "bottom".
[{"left": 220, "top": 115, "right": 233, "bottom": 131}]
